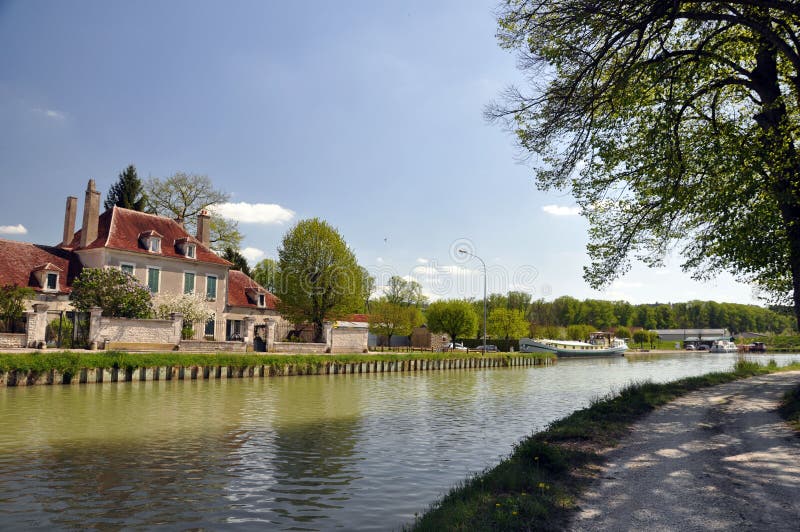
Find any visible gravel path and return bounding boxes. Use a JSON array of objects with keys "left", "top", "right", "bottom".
[{"left": 571, "top": 371, "right": 800, "bottom": 531}]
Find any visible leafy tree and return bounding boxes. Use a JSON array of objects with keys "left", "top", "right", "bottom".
[
  {"left": 145, "top": 172, "right": 241, "bottom": 251},
  {"left": 384, "top": 276, "right": 427, "bottom": 307},
  {"left": 632, "top": 330, "right": 649, "bottom": 350},
  {"left": 222, "top": 247, "right": 252, "bottom": 277},
  {"left": 276, "top": 218, "right": 365, "bottom": 342},
  {"left": 491, "top": 1, "right": 800, "bottom": 329},
  {"left": 252, "top": 258, "right": 280, "bottom": 293},
  {"left": 487, "top": 308, "right": 529, "bottom": 340},
  {"left": 104, "top": 164, "right": 147, "bottom": 211},
  {"left": 507, "top": 290, "right": 532, "bottom": 313},
  {"left": 615, "top": 326, "right": 632, "bottom": 341},
  {"left": 153, "top": 292, "right": 213, "bottom": 339},
  {"left": 70, "top": 268, "right": 152, "bottom": 318},
  {"left": 0, "top": 285, "right": 34, "bottom": 332},
  {"left": 360, "top": 266, "right": 375, "bottom": 312},
  {"left": 648, "top": 330, "right": 660, "bottom": 349},
  {"left": 425, "top": 299, "right": 479, "bottom": 345},
  {"left": 566, "top": 324, "right": 595, "bottom": 342},
  {"left": 368, "top": 299, "right": 423, "bottom": 347}
]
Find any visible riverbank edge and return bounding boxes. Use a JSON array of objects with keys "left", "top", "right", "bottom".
[
  {"left": 0, "top": 351, "right": 555, "bottom": 386},
  {"left": 409, "top": 359, "right": 800, "bottom": 531}
]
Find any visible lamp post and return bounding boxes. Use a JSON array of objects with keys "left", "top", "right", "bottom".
[{"left": 458, "top": 248, "right": 487, "bottom": 353}]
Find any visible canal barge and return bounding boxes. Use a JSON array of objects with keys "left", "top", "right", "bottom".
[{"left": 519, "top": 332, "right": 628, "bottom": 358}]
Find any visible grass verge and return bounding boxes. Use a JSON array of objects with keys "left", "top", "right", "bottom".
[
  {"left": 410, "top": 359, "right": 800, "bottom": 531},
  {"left": 779, "top": 382, "right": 800, "bottom": 432},
  {"left": 0, "top": 351, "right": 554, "bottom": 374}
]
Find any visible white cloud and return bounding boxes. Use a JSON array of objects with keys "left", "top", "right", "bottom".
[
  {"left": 241, "top": 247, "right": 265, "bottom": 264},
  {"left": 376, "top": 257, "right": 384, "bottom": 264},
  {"left": 32, "top": 107, "right": 65, "bottom": 120},
  {"left": 212, "top": 202, "right": 294, "bottom": 224},
  {"left": 412, "top": 264, "right": 475, "bottom": 277},
  {"left": 416, "top": 257, "right": 429, "bottom": 264},
  {"left": 0, "top": 224, "right": 27, "bottom": 235},
  {"left": 542, "top": 204, "right": 581, "bottom": 216}
]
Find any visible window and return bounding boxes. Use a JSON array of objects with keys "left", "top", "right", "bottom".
[
  {"left": 148, "top": 238, "right": 161, "bottom": 253},
  {"left": 258, "top": 294, "right": 266, "bottom": 308},
  {"left": 185, "top": 244, "right": 196, "bottom": 259},
  {"left": 46, "top": 273, "right": 58, "bottom": 291},
  {"left": 120, "top": 263, "right": 135, "bottom": 276},
  {"left": 204, "top": 317, "right": 215, "bottom": 337},
  {"left": 226, "top": 319, "right": 242, "bottom": 341},
  {"left": 147, "top": 267, "right": 160, "bottom": 293},
  {"left": 184, "top": 271, "right": 195, "bottom": 294},
  {"left": 206, "top": 275, "right": 217, "bottom": 300}
]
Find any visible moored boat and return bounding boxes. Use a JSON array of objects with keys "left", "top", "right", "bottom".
[
  {"left": 709, "top": 340, "right": 738, "bottom": 353},
  {"left": 519, "top": 332, "right": 627, "bottom": 357}
]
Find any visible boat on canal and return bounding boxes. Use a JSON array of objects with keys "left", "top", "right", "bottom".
[
  {"left": 709, "top": 340, "right": 738, "bottom": 353},
  {"left": 519, "top": 332, "right": 628, "bottom": 358}
]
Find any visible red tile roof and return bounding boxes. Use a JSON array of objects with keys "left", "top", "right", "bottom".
[
  {"left": 347, "top": 313, "right": 369, "bottom": 323},
  {"left": 227, "top": 270, "right": 278, "bottom": 309},
  {"left": 0, "top": 239, "right": 80, "bottom": 293},
  {"left": 65, "top": 207, "right": 231, "bottom": 266}
]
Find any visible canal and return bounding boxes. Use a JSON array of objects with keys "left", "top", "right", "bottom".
[{"left": 0, "top": 352, "right": 797, "bottom": 530}]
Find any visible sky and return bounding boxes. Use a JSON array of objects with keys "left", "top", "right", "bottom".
[{"left": 0, "top": 0, "right": 760, "bottom": 306}]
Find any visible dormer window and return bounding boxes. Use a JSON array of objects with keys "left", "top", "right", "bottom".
[
  {"left": 175, "top": 237, "right": 196, "bottom": 259},
  {"left": 258, "top": 294, "right": 266, "bottom": 308},
  {"left": 246, "top": 286, "right": 268, "bottom": 308},
  {"left": 139, "top": 230, "right": 163, "bottom": 254},
  {"left": 33, "top": 263, "right": 62, "bottom": 293}
]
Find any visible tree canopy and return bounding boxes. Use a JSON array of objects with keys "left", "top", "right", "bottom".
[
  {"left": 222, "top": 247, "right": 252, "bottom": 277},
  {"left": 0, "top": 285, "right": 34, "bottom": 333},
  {"left": 252, "top": 258, "right": 280, "bottom": 293},
  {"left": 487, "top": 308, "right": 530, "bottom": 340},
  {"left": 491, "top": 1, "right": 800, "bottom": 328},
  {"left": 368, "top": 298, "right": 423, "bottom": 346},
  {"left": 104, "top": 164, "right": 147, "bottom": 211},
  {"left": 70, "top": 268, "right": 152, "bottom": 318},
  {"left": 384, "top": 275, "right": 428, "bottom": 307},
  {"left": 276, "top": 218, "right": 366, "bottom": 342},
  {"left": 425, "top": 299, "right": 479, "bottom": 344},
  {"left": 145, "top": 172, "right": 242, "bottom": 251}
]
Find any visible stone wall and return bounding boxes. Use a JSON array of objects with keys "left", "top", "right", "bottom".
[
  {"left": 91, "top": 309, "right": 183, "bottom": 347},
  {"left": 272, "top": 342, "right": 328, "bottom": 353},
  {"left": 0, "top": 333, "right": 26, "bottom": 348},
  {"left": 331, "top": 327, "right": 368, "bottom": 353}
]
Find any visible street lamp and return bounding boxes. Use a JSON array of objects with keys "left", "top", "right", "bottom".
[{"left": 458, "top": 248, "right": 487, "bottom": 353}]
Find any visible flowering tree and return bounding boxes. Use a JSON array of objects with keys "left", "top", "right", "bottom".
[
  {"left": 71, "top": 268, "right": 152, "bottom": 318},
  {"left": 153, "top": 292, "right": 213, "bottom": 339}
]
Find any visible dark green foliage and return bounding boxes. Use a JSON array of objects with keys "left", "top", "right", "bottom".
[
  {"left": 491, "top": 2, "right": 800, "bottom": 328},
  {"left": 425, "top": 300, "right": 479, "bottom": 343},
  {"left": 0, "top": 284, "right": 34, "bottom": 332},
  {"left": 779, "top": 383, "right": 800, "bottom": 431},
  {"left": 222, "top": 247, "right": 252, "bottom": 277},
  {"left": 104, "top": 165, "right": 146, "bottom": 211},
  {"left": 70, "top": 268, "right": 152, "bottom": 318}
]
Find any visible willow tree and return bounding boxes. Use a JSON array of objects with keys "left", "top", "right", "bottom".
[
  {"left": 277, "top": 218, "right": 366, "bottom": 342},
  {"left": 490, "top": 2, "right": 800, "bottom": 328}
]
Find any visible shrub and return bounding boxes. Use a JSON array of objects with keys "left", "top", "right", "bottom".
[{"left": 71, "top": 268, "right": 152, "bottom": 318}]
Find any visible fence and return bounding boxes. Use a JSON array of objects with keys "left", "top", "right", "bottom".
[{"left": 44, "top": 311, "right": 89, "bottom": 349}]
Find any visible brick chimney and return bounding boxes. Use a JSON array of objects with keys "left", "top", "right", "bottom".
[
  {"left": 79, "top": 179, "right": 101, "bottom": 248},
  {"left": 61, "top": 196, "right": 78, "bottom": 247},
  {"left": 196, "top": 209, "right": 210, "bottom": 247}
]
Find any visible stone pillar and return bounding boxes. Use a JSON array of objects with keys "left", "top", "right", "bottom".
[
  {"left": 266, "top": 319, "right": 277, "bottom": 352},
  {"left": 88, "top": 306, "right": 102, "bottom": 349},
  {"left": 170, "top": 312, "right": 184, "bottom": 344},
  {"left": 26, "top": 303, "right": 49, "bottom": 348},
  {"left": 324, "top": 322, "right": 334, "bottom": 352},
  {"left": 243, "top": 316, "right": 255, "bottom": 345}
]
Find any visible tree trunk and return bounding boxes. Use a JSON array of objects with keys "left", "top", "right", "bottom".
[
  {"left": 751, "top": 34, "right": 800, "bottom": 330},
  {"left": 313, "top": 320, "right": 324, "bottom": 343}
]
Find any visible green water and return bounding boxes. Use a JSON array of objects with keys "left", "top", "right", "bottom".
[{"left": 0, "top": 352, "right": 796, "bottom": 530}]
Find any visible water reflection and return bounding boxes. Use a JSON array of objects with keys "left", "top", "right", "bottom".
[{"left": 0, "top": 353, "right": 797, "bottom": 530}]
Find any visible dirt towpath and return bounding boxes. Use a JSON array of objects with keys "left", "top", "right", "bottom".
[{"left": 571, "top": 371, "right": 800, "bottom": 531}]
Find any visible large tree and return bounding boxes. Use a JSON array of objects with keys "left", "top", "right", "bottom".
[
  {"left": 425, "top": 299, "right": 479, "bottom": 345},
  {"left": 104, "top": 164, "right": 147, "bottom": 211},
  {"left": 145, "top": 172, "right": 242, "bottom": 251},
  {"left": 384, "top": 275, "right": 428, "bottom": 307},
  {"left": 221, "top": 247, "right": 252, "bottom": 277},
  {"left": 491, "top": 2, "right": 800, "bottom": 328},
  {"left": 368, "top": 298, "right": 423, "bottom": 347},
  {"left": 276, "top": 218, "right": 366, "bottom": 342},
  {"left": 487, "top": 308, "right": 530, "bottom": 340},
  {"left": 252, "top": 258, "right": 281, "bottom": 293}
]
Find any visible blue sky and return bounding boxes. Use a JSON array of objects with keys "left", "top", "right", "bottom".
[{"left": 0, "top": 0, "right": 757, "bottom": 305}]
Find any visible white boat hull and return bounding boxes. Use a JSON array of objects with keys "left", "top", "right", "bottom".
[{"left": 519, "top": 338, "right": 627, "bottom": 357}]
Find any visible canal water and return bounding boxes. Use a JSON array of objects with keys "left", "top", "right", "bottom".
[{"left": 0, "top": 352, "right": 797, "bottom": 530}]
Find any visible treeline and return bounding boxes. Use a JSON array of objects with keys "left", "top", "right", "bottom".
[{"left": 526, "top": 296, "right": 794, "bottom": 334}]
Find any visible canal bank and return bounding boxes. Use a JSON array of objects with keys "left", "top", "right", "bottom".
[
  {"left": 410, "top": 360, "right": 800, "bottom": 531},
  {"left": 0, "top": 351, "right": 554, "bottom": 387}
]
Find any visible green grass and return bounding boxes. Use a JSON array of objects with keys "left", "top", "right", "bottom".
[
  {"left": 409, "top": 360, "right": 800, "bottom": 531},
  {"left": 0, "top": 351, "right": 554, "bottom": 374}
]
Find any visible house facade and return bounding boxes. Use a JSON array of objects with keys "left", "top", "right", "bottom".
[{"left": 0, "top": 180, "right": 279, "bottom": 342}]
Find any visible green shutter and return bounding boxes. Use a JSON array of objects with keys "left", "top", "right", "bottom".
[
  {"left": 184, "top": 272, "right": 195, "bottom": 294},
  {"left": 148, "top": 268, "right": 159, "bottom": 293},
  {"left": 206, "top": 276, "right": 217, "bottom": 299}
]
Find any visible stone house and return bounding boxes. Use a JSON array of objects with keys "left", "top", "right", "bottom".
[{"left": 0, "top": 180, "right": 279, "bottom": 342}]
